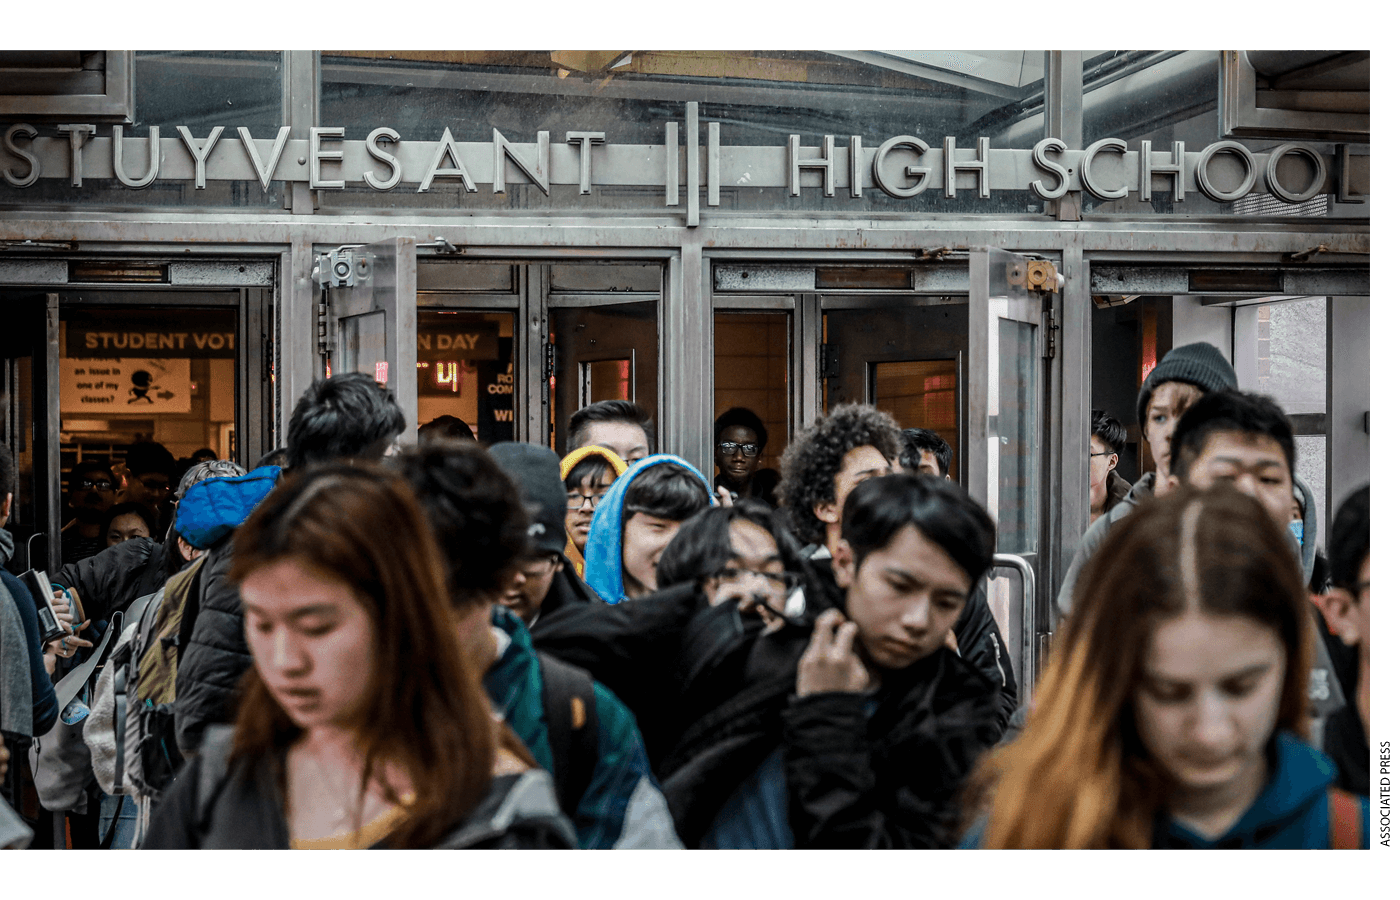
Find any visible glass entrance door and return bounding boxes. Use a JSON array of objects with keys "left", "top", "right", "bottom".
[
  {"left": 821, "top": 299, "right": 967, "bottom": 480},
  {"left": 545, "top": 264, "right": 661, "bottom": 454},
  {"left": 0, "top": 293, "right": 61, "bottom": 572},
  {"left": 970, "top": 247, "right": 1049, "bottom": 695}
]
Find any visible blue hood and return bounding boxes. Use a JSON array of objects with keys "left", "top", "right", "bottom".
[
  {"left": 583, "top": 454, "right": 715, "bottom": 604},
  {"left": 174, "top": 465, "right": 281, "bottom": 549}
]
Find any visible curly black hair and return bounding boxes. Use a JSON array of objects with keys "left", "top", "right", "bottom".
[{"left": 776, "top": 403, "right": 901, "bottom": 547}]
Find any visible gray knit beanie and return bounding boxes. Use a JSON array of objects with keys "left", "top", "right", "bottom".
[{"left": 1135, "top": 342, "right": 1237, "bottom": 428}]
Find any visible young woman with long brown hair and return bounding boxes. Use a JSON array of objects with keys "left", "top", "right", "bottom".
[
  {"left": 964, "top": 485, "right": 1368, "bottom": 849},
  {"left": 140, "top": 463, "right": 574, "bottom": 849}
]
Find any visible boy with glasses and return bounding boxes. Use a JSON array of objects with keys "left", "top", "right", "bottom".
[
  {"left": 560, "top": 445, "right": 627, "bottom": 578},
  {"left": 713, "top": 407, "right": 779, "bottom": 506},
  {"left": 1089, "top": 409, "right": 1129, "bottom": 525},
  {"left": 61, "top": 460, "right": 117, "bottom": 564}
]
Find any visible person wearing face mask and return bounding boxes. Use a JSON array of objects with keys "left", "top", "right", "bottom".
[
  {"left": 1162, "top": 390, "right": 1338, "bottom": 748},
  {"left": 964, "top": 486, "right": 1367, "bottom": 849},
  {"left": 1057, "top": 342, "right": 1237, "bottom": 618}
]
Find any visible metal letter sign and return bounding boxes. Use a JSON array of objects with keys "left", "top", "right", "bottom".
[{"left": 0, "top": 113, "right": 1369, "bottom": 208}]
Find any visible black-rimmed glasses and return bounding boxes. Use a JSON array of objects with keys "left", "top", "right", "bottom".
[{"left": 717, "top": 442, "right": 760, "bottom": 458}]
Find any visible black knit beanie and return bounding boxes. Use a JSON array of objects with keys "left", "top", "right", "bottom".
[
  {"left": 488, "top": 442, "right": 567, "bottom": 557},
  {"left": 1135, "top": 342, "right": 1237, "bottom": 428}
]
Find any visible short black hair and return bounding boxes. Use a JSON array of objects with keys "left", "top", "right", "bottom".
[
  {"left": 1328, "top": 484, "right": 1368, "bottom": 595},
  {"left": 1091, "top": 409, "right": 1127, "bottom": 456},
  {"left": 714, "top": 407, "right": 768, "bottom": 452},
  {"left": 286, "top": 373, "right": 407, "bottom": 471},
  {"left": 419, "top": 414, "right": 476, "bottom": 442},
  {"left": 623, "top": 462, "right": 711, "bottom": 524},
  {"left": 564, "top": 453, "right": 616, "bottom": 492},
  {"left": 1169, "top": 390, "right": 1295, "bottom": 479},
  {"left": 124, "top": 441, "right": 176, "bottom": 479},
  {"left": 101, "top": 501, "right": 158, "bottom": 539},
  {"left": 777, "top": 403, "right": 901, "bottom": 547},
  {"left": 567, "top": 400, "right": 654, "bottom": 454},
  {"left": 0, "top": 443, "right": 15, "bottom": 498},
  {"left": 898, "top": 428, "right": 953, "bottom": 476},
  {"left": 391, "top": 438, "right": 530, "bottom": 609},
  {"left": 842, "top": 473, "right": 996, "bottom": 587},
  {"left": 656, "top": 500, "right": 805, "bottom": 589}
]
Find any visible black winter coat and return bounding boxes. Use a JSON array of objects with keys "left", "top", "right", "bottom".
[
  {"left": 807, "top": 556, "right": 1018, "bottom": 736},
  {"left": 532, "top": 582, "right": 1004, "bottom": 848},
  {"left": 171, "top": 537, "right": 248, "bottom": 758},
  {"left": 53, "top": 536, "right": 171, "bottom": 624}
]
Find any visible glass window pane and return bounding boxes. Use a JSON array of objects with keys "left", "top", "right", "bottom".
[
  {"left": 871, "top": 359, "right": 958, "bottom": 479},
  {"left": 1, "top": 51, "right": 284, "bottom": 210},
  {"left": 339, "top": 310, "right": 386, "bottom": 383},
  {"left": 318, "top": 50, "right": 1048, "bottom": 214},
  {"left": 1254, "top": 297, "right": 1327, "bottom": 415},
  {"left": 416, "top": 310, "right": 515, "bottom": 444},
  {"left": 1079, "top": 50, "right": 1355, "bottom": 218},
  {"left": 550, "top": 301, "right": 657, "bottom": 453},
  {"left": 715, "top": 311, "right": 789, "bottom": 485},
  {"left": 996, "top": 318, "right": 1038, "bottom": 553}
]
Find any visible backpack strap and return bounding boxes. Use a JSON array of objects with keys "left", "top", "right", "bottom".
[
  {"left": 50, "top": 607, "right": 123, "bottom": 712},
  {"left": 1329, "top": 788, "right": 1361, "bottom": 850},
  {"left": 536, "top": 651, "right": 598, "bottom": 819}
]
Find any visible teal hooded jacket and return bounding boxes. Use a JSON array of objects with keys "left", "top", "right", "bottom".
[{"left": 582, "top": 454, "right": 715, "bottom": 604}]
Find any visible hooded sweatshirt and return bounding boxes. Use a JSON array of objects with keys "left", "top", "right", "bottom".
[
  {"left": 583, "top": 454, "right": 715, "bottom": 604},
  {"left": 559, "top": 445, "right": 628, "bottom": 578},
  {"left": 1153, "top": 732, "right": 1367, "bottom": 849}
]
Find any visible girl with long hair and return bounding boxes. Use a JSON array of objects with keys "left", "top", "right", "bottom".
[
  {"left": 964, "top": 485, "right": 1367, "bottom": 849},
  {"left": 141, "top": 463, "right": 573, "bottom": 849}
]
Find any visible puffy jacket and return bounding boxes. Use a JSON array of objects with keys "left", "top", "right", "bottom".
[
  {"left": 582, "top": 454, "right": 715, "bottom": 604},
  {"left": 53, "top": 535, "right": 170, "bottom": 625},
  {"left": 484, "top": 607, "right": 681, "bottom": 848},
  {"left": 171, "top": 469, "right": 281, "bottom": 758},
  {"left": 140, "top": 726, "right": 576, "bottom": 849}
]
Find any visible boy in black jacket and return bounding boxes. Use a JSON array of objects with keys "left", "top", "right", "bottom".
[{"left": 534, "top": 474, "right": 1005, "bottom": 848}]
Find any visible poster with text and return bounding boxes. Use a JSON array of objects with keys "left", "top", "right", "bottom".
[{"left": 60, "top": 358, "right": 192, "bottom": 414}]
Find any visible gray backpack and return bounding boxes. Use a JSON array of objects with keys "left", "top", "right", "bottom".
[{"left": 84, "top": 587, "right": 163, "bottom": 798}]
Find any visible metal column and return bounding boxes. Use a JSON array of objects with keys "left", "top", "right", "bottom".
[{"left": 660, "top": 236, "right": 712, "bottom": 471}]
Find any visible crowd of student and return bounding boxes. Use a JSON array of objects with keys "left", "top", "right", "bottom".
[{"left": 0, "top": 340, "right": 1371, "bottom": 850}]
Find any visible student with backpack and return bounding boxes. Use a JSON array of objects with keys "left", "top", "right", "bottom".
[
  {"left": 963, "top": 486, "right": 1368, "bottom": 849},
  {"left": 140, "top": 464, "right": 574, "bottom": 849},
  {"left": 392, "top": 440, "right": 681, "bottom": 849}
]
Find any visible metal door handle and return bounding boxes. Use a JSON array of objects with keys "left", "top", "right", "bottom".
[{"left": 990, "top": 553, "right": 1037, "bottom": 697}]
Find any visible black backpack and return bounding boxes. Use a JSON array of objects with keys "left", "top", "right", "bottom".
[{"left": 535, "top": 651, "right": 598, "bottom": 819}]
